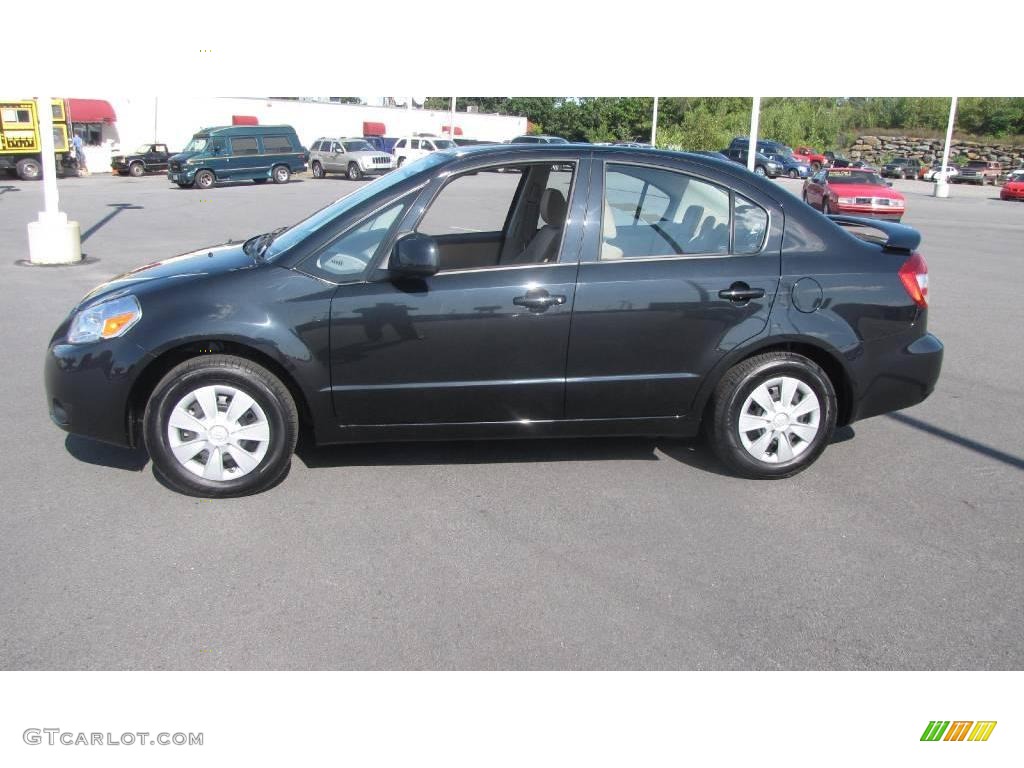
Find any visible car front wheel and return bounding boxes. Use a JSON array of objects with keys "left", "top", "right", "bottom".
[
  {"left": 143, "top": 355, "right": 298, "bottom": 497},
  {"left": 194, "top": 170, "right": 215, "bottom": 189},
  {"left": 707, "top": 352, "right": 837, "bottom": 479},
  {"left": 311, "top": 161, "right": 324, "bottom": 179},
  {"left": 129, "top": 162, "right": 145, "bottom": 177},
  {"left": 347, "top": 163, "right": 362, "bottom": 181}
]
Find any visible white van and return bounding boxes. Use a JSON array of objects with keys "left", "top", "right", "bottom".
[{"left": 393, "top": 135, "right": 458, "bottom": 166}]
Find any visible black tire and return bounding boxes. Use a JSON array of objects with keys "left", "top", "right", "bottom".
[
  {"left": 822, "top": 198, "right": 831, "bottom": 215},
  {"left": 311, "top": 161, "right": 324, "bottom": 179},
  {"left": 347, "top": 162, "right": 362, "bottom": 181},
  {"left": 754, "top": 165, "right": 766, "bottom": 176},
  {"left": 707, "top": 352, "right": 837, "bottom": 479},
  {"left": 129, "top": 161, "right": 145, "bottom": 177},
  {"left": 143, "top": 355, "right": 298, "bottom": 498},
  {"left": 176, "top": 181, "right": 193, "bottom": 189},
  {"left": 195, "top": 169, "right": 215, "bottom": 189},
  {"left": 272, "top": 164, "right": 290, "bottom": 184},
  {"left": 15, "top": 157, "right": 42, "bottom": 180},
  {"left": 396, "top": 156, "right": 405, "bottom": 167},
  {"left": 788, "top": 169, "right": 799, "bottom": 179},
  {"left": 811, "top": 161, "right": 821, "bottom": 172}
]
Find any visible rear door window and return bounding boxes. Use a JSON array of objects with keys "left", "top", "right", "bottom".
[
  {"left": 231, "top": 136, "right": 259, "bottom": 155},
  {"left": 262, "top": 135, "right": 293, "bottom": 153}
]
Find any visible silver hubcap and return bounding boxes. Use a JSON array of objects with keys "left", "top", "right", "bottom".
[
  {"left": 276, "top": 168, "right": 287, "bottom": 180},
  {"left": 166, "top": 385, "right": 271, "bottom": 481},
  {"left": 738, "top": 376, "right": 821, "bottom": 464}
]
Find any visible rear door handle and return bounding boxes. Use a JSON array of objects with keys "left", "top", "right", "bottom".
[
  {"left": 513, "top": 288, "right": 566, "bottom": 312},
  {"left": 719, "top": 283, "right": 765, "bottom": 302}
]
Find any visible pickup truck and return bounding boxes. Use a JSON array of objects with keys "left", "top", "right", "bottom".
[
  {"left": 111, "top": 144, "right": 172, "bottom": 177},
  {"left": 952, "top": 159, "right": 1002, "bottom": 185},
  {"left": 793, "top": 146, "right": 829, "bottom": 171}
]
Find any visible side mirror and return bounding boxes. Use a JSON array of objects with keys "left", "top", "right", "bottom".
[{"left": 390, "top": 233, "right": 439, "bottom": 278}]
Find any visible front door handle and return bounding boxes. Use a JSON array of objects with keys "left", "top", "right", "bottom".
[
  {"left": 513, "top": 288, "right": 566, "bottom": 312},
  {"left": 719, "top": 282, "right": 766, "bottom": 302}
]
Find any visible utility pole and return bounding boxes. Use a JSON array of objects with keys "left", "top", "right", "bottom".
[
  {"left": 934, "top": 96, "right": 958, "bottom": 198},
  {"left": 27, "top": 97, "right": 81, "bottom": 264},
  {"left": 650, "top": 96, "right": 659, "bottom": 146},
  {"left": 747, "top": 96, "right": 761, "bottom": 173},
  {"left": 449, "top": 96, "right": 456, "bottom": 139}
]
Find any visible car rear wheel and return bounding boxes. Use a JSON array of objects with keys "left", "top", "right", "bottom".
[
  {"left": 347, "top": 163, "right": 362, "bottom": 181},
  {"left": 272, "top": 164, "right": 291, "bottom": 184},
  {"left": 311, "top": 161, "right": 324, "bottom": 179},
  {"left": 15, "top": 158, "right": 42, "bottom": 180},
  {"left": 143, "top": 355, "right": 298, "bottom": 497},
  {"left": 754, "top": 165, "right": 766, "bottom": 176},
  {"left": 811, "top": 161, "right": 821, "bottom": 172},
  {"left": 707, "top": 352, "right": 837, "bottom": 479},
  {"left": 129, "top": 162, "right": 145, "bottom": 177},
  {"left": 195, "top": 170, "right": 215, "bottom": 189}
]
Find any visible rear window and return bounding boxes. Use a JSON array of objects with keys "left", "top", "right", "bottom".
[{"left": 262, "top": 135, "right": 293, "bottom": 153}]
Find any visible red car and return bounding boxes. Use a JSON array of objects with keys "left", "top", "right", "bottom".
[
  {"left": 1000, "top": 175, "right": 1024, "bottom": 201},
  {"left": 802, "top": 168, "right": 906, "bottom": 221},
  {"left": 793, "top": 146, "right": 829, "bottom": 171}
]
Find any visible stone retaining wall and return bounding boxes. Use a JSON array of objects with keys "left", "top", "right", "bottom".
[{"left": 848, "top": 134, "right": 1023, "bottom": 167}]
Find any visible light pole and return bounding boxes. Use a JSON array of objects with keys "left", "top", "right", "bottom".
[
  {"left": 449, "top": 96, "right": 456, "bottom": 139},
  {"left": 934, "top": 96, "right": 958, "bottom": 199},
  {"left": 650, "top": 96, "right": 659, "bottom": 146},
  {"left": 747, "top": 96, "right": 761, "bottom": 173},
  {"left": 27, "top": 97, "right": 81, "bottom": 265}
]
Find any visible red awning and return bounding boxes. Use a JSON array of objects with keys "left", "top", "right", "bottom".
[
  {"left": 232, "top": 115, "right": 259, "bottom": 125},
  {"left": 441, "top": 125, "right": 464, "bottom": 136},
  {"left": 362, "top": 121, "right": 386, "bottom": 136},
  {"left": 68, "top": 99, "right": 116, "bottom": 123}
]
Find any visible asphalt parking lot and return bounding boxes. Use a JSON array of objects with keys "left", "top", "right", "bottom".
[{"left": 1, "top": 168, "right": 1021, "bottom": 670}]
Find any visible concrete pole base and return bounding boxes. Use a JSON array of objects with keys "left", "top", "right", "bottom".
[
  {"left": 28, "top": 212, "right": 82, "bottom": 265},
  {"left": 933, "top": 181, "right": 951, "bottom": 199}
]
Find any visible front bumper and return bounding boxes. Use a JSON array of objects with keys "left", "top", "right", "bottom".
[
  {"left": 44, "top": 332, "right": 151, "bottom": 448},
  {"left": 832, "top": 204, "right": 904, "bottom": 220},
  {"left": 1001, "top": 188, "right": 1024, "bottom": 200},
  {"left": 168, "top": 166, "right": 196, "bottom": 183}
]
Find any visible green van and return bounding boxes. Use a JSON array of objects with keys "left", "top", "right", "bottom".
[{"left": 167, "top": 125, "right": 308, "bottom": 189}]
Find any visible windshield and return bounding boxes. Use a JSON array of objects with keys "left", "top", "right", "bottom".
[
  {"left": 263, "top": 152, "right": 450, "bottom": 260},
  {"left": 134, "top": 144, "right": 154, "bottom": 153},
  {"left": 827, "top": 170, "right": 886, "bottom": 186},
  {"left": 966, "top": 161, "right": 988, "bottom": 168},
  {"left": 548, "top": 137, "right": 569, "bottom": 144},
  {"left": 433, "top": 139, "right": 456, "bottom": 149},
  {"left": 183, "top": 136, "right": 208, "bottom": 152},
  {"left": 343, "top": 140, "right": 374, "bottom": 152}
]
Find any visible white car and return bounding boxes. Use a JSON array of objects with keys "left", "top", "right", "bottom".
[
  {"left": 393, "top": 135, "right": 458, "bottom": 166},
  {"left": 923, "top": 164, "right": 960, "bottom": 182}
]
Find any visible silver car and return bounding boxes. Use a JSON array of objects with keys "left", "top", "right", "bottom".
[{"left": 309, "top": 137, "right": 395, "bottom": 180}]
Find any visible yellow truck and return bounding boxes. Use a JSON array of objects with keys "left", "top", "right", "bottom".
[{"left": 0, "top": 99, "right": 74, "bottom": 180}]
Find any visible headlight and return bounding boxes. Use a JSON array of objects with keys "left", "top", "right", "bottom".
[
  {"left": 838, "top": 197, "right": 857, "bottom": 204},
  {"left": 889, "top": 199, "right": 905, "bottom": 208},
  {"left": 68, "top": 295, "right": 142, "bottom": 344}
]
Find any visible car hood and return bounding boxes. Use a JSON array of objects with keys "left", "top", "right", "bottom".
[
  {"left": 828, "top": 183, "right": 903, "bottom": 198},
  {"left": 348, "top": 150, "right": 391, "bottom": 160},
  {"left": 77, "top": 242, "right": 257, "bottom": 310},
  {"left": 169, "top": 151, "right": 202, "bottom": 163}
]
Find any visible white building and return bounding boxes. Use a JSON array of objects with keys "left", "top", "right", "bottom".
[{"left": 71, "top": 97, "right": 528, "bottom": 172}]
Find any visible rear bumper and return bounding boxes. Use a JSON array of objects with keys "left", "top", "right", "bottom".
[{"left": 849, "top": 332, "right": 943, "bottom": 423}]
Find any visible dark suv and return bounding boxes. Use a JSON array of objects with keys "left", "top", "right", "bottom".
[
  {"left": 721, "top": 147, "right": 783, "bottom": 177},
  {"left": 45, "top": 145, "right": 942, "bottom": 496},
  {"left": 881, "top": 157, "right": 922, "bottom": 180}
]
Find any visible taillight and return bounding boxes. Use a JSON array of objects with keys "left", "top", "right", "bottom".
[{"left": 898, "top": 252, "right": 929, "bottom": 308}]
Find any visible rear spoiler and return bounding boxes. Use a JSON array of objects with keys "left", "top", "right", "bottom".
[{"left": 827, "top": 215, "right": 921, "bottom": 252}]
